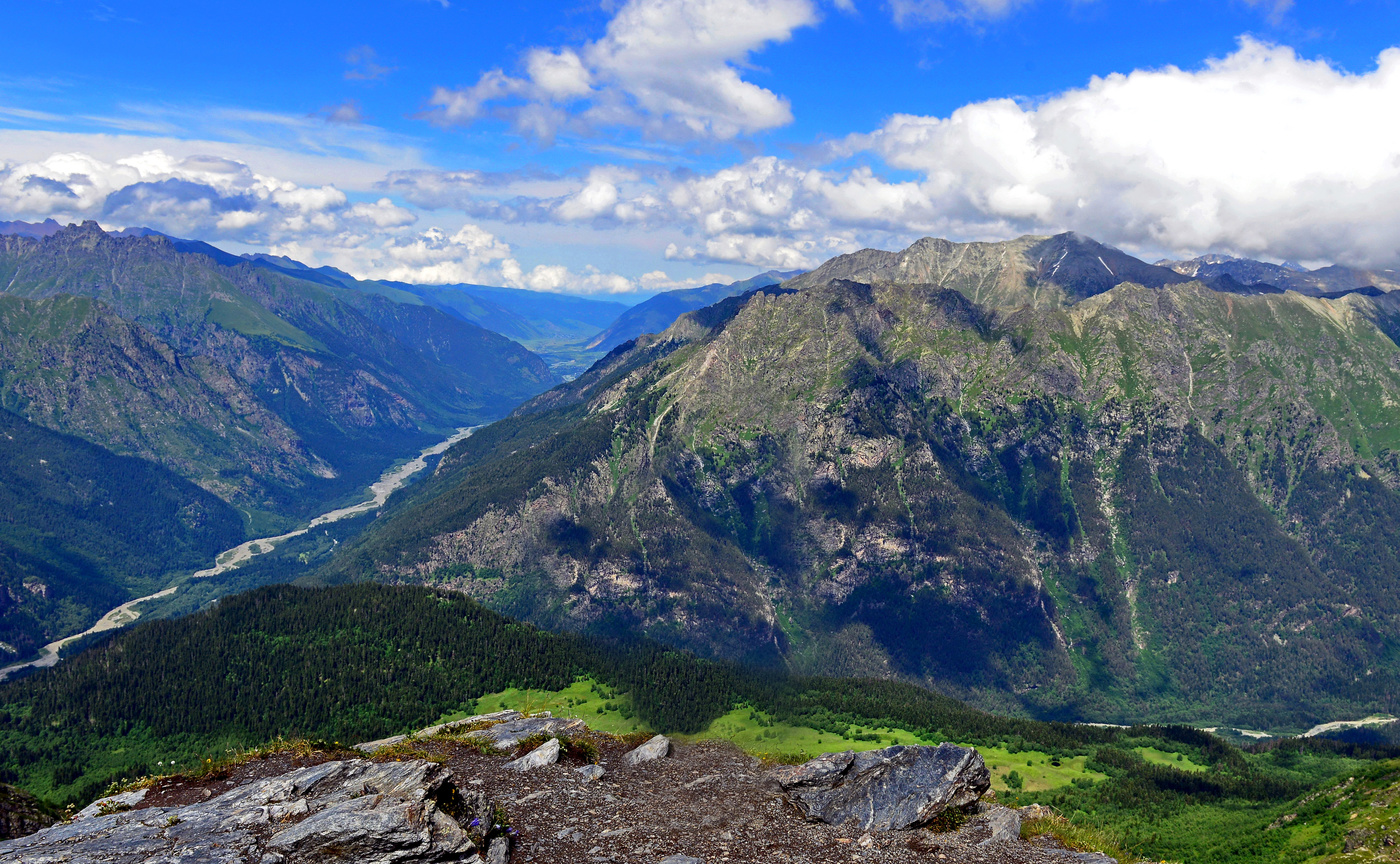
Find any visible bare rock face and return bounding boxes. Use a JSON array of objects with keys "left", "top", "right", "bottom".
[
  {"left": 0, "top": 759, "right": 508, "bottom": 863},
  {"left": 766, "top": 743, "right": 990, "bottom": 831}
]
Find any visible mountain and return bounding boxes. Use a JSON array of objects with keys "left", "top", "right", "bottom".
[
  {"left": 0, "top": 408, "right": 243, "bottom": 659},
  {"left": 1158, "top": 254, "right": 1400, "bottom": 296},
  {"left": 786, "top": 232, "right": 1190, "bottom": 308},
  {"left": 0, "top": 222, "right": 556, "bottom": 523},
  {"left": 323, "top": 233, "right": 1400, "bottom": 730},
  {"left": 584, "top": 270, "right": 800, "bottom": 353}
]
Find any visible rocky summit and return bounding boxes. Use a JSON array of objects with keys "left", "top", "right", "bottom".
[{"left": 0, "top": 713, "right": 1115, "bottom": 863}]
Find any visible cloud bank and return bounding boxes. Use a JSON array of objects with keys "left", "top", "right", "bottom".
[{"left": 407, "top": 38, "right": 1400, "bottom": 269}]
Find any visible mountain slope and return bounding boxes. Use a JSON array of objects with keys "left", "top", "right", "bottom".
[
  {"left": 0, "top": 408, "right": 243, "bottom": 658},
  {"left": 584, "top": 270, "right": 798, "bottom": 353},
  {"left": 0, "top": 223, "right": 555, "bottom": 520},
  {"left": 326, "top": 251, "right": 1400, "bottom": 728}
]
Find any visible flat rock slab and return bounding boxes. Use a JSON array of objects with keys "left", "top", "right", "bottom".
[
  {"left": 766, "top": 743, "right": 990, "bottom": 831},
  {"left": 0, "top": 759, "right": 502, "bottom": 864},
  {"left": 624, "top": 734, "right": 672, "bottom": 766},
  {"left": 355, "top": 709, "right": 524, "bottom": 752},
  {"left": 466, "top": 716, "right": 587, "bottom": 750}
]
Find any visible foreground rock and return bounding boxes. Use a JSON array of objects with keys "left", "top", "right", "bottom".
[
  {"left": 0, "top": 759, "right": 507, "bottom": 863},
  {"left": 766, "top": 743, "right": 991, "bottom": 830},
  {"left": 509, "top": 738, "right": 560, "bottom": 772}
]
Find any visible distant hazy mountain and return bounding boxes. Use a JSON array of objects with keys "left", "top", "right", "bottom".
[
  {"left": 389, "top": 282, "right": 630, "bottom": 347},
  {"left": 0, "top": 219, "right": 62, "bottom": 239},
  {"left": 1156, "top": 253, "right": 1400, "bottom": 296},
  {"left": 584, "top": 270, "right": 801, "bottom": 353}
]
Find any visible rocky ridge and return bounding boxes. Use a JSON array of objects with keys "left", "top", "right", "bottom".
[{"left": 0, "top": 712, "right": 1119, "bottom": 863}]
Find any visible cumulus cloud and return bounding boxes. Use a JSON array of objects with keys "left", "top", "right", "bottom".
[
  {"left": 423, "top": 0, "right": 818, "bottom": 141},
  {"left": 849, "top": 37, "right": 1400, "bottom": 265},
  {"left": 0, "top": 149, "right": 415, "bottom": 244},
  {"left": 317, "top": 224, "right": 650, "bottom": 294}
]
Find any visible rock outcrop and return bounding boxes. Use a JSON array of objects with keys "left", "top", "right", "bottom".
[
  {"left": 766, "top": 742, "right": 991, "bottom": 830},
  {"left": 0, "top": 783, "right": 56, "bottom": 841},
  {"left": 0, "top": 759, "right": 507, "bottom": 864},
  {"left": 508, "top": 738, "right": 560, "bottom": 772}
]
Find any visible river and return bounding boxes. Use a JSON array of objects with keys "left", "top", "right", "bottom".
[{"left": 0, "top": 426, "right": 475, "bottom": 681}]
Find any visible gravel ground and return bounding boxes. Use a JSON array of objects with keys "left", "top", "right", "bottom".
[{"left": 118, "top": 732, "right": 1114, "bottom": 864}]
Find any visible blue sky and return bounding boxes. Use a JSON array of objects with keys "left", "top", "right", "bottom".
[{"left": 1, "top": 0, "right": 1398, "bottom": 297}]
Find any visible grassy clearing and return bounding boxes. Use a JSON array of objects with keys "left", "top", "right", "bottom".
[
  {"left": 458, "top": 679, "right": 647, "bottom": 736},
  {"left": 1134, "top": 746, "right": 1207, "bottom": 773},
  {"left": 979, "top": 747, "right": 1108, "bottom": 793}
]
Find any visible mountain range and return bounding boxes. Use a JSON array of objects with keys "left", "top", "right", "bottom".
[
  {"left": 323, "top": 231, "right": 1400, "bottom": 730},
  {"left": 0, "top": 222, "right": 556, "bottom": 519}
]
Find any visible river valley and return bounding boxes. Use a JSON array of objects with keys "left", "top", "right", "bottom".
[{"left": 0, "top": 426, "right": 475, "bottom": 681}]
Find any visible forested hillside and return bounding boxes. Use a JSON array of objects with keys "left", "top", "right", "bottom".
[{"left": 0, "top": 410, "right": 243, "bottom": 658}]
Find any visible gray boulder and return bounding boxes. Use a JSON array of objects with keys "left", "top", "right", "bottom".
[
  {"left": 766, "top": 743, "right": 990, "bottom": 831},
  {"left": 508, "top": 738, "right": 560, "bottom": 772},
  {"left": 624, "top": 735, "right": 672, "bottom": 766},
  {"left": 0, "top": 759, "right": 503, "bottom": 863},
  {"left": 976, "top": 805, "right": 1022, "bottom": 845},
  {"left": 576, "top": 764, "right": 606, "bottom": 782}
]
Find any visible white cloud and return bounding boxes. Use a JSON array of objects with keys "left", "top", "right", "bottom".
[
  {"left": 320, "top": 100, "right": 366, "bottom": 125},
  {"left": 424, "top": 0, "right": 819, "bottom": 141}
]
